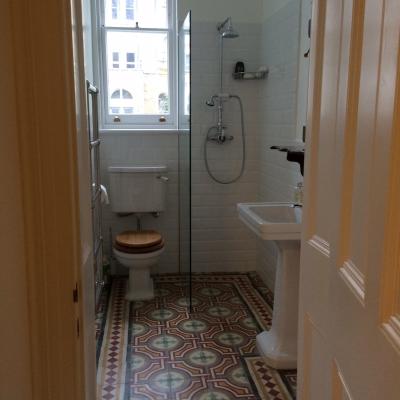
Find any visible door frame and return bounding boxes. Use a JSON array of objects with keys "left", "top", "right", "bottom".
[{"left": 9, "top": 0, "right": 90, "bottom": 399}]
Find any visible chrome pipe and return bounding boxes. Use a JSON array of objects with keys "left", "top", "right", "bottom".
[{"left": 217, "top": 17, "right": 231, "bottom": 32}]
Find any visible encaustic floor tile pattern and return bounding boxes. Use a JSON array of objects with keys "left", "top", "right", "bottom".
[{"left": 96, "top": 273, "right": 297, "bottom": 400}]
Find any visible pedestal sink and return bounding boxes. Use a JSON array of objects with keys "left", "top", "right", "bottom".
[{"left": 237, "top": 202, "right": 302, "bottom": 369}]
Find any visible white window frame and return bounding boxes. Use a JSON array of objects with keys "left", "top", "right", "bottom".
[{"left": 97, "top": 0, "right": 177, "bottom": 130}]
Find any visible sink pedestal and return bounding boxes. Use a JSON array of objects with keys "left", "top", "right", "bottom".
[
  {"left": 256, "top": 240, "right": 300, "bottom": 370},
  {"left": 237, "top": 202, "right": 302, "bottom": 369}
]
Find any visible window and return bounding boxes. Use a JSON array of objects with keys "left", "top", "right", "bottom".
[
  {"left": 110, "top": 107, "right": 134, "bottom": 114},
  {"left": 158, "top": 93, "right": 168, "bottom": 114},
  {"left": 126, "top": 52, "right": 136, "bottom": 69},
  {"left": 111, "top": 0, "right": 118, "bottom": 19},
  {"left": 109, "top": 89, "right": 134, "bottom": 114},
  {"left": 101, "top": 0, "right": 175, "bottom": 127},
  {"left": 112, "top": 52, "right": 119, "bottom": 68},
  {"left": 111, "top": 89, "right": 133, "bottom": 99},
  {"left": 126, "top": 0, "right": 134, "bottom": 20}
]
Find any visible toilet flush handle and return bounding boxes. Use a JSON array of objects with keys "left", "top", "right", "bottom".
[{"left": 157, "top": 175, "right": 169, "bottom": 182}]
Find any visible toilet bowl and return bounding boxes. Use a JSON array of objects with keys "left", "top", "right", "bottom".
[{"left": 113, "top": 230, "right": 165, "bottom": 301}]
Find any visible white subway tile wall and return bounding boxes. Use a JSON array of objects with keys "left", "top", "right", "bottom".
[
  {"left": 100, "top": 1, "right": 304, "bottom": 291},
  {"left": 190, "top": 21, "right": 261, "bottom": 273},
  {"left": 257, "top": 0, "right": 303, "bottom": 290}
]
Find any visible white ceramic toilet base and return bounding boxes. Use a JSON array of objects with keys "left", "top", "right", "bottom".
[
  {"left": 257, "top": 240, "right": 300, "bottom": 370},
  {"left": 126, "top": 268, "right": 154, "bottom": 301}
]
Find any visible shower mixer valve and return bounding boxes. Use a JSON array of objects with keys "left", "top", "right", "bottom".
[
  {"left": 206, "top": 124, "right": 234, "bottom": 144},
  {"left": 205, "top": 93, "right": 231, "bottom": 107},
  {"left": 208, "top": 131, "right": 234, "bottom": 144}
]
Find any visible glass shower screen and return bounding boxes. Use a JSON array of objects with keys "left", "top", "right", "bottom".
[{"left": 178, "top": 12, "right": 192, "bottom": 308}]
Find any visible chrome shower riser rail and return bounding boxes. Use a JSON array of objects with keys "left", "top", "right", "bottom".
[{"left": 86, "top": 80, "right": 104, "bottom": 307}]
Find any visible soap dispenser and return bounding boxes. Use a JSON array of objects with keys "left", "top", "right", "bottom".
[{"left": 294, "top": 182, "right": 303, "bottom": 206}]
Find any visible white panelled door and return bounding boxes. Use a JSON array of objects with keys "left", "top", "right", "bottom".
[{"left": 298, "top": 0, "right": 400, "bottom": 399}]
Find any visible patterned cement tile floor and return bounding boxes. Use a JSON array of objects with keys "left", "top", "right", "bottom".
[{"left": 96, "top": 273, "right": 297, "bottom": 400}]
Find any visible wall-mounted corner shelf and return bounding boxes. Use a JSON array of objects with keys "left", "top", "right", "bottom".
[{"left": 232, "top": 70, "right": 268, "bottom": 80}]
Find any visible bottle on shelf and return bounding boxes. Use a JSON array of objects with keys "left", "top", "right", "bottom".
[{"left": 294, "top": 182, "right": 303, "bottom": 206}]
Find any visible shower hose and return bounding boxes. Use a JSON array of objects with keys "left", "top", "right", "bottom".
[{"left": 204, "top": 95, "right": 246, "bottom": 184}]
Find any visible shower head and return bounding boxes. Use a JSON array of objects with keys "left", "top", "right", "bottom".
[
  {"left": 217, "top": 17, "right": 239, "bottom": 39},
  {"left": 222, "top": 28, "right": 239, "bottom": 38}
]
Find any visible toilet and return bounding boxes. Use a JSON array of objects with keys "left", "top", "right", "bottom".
[{"left": 108, "top": 166, "right": 168, "bottom": 301}]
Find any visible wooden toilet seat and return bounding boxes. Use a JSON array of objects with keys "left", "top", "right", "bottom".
[{"left": 114, "top": 230, "right": 164, "bottom": 254}]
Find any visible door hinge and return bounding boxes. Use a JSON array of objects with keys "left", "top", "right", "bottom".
[{"left": 73, "top": 283, "right": 78, "bottom": 303}]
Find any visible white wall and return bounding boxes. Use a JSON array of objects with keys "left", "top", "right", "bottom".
[
  {"left": 190, "top": 20, "right": 261, "bottom": 272},
  {"left": 82, "top": 0, "right": 94, "bottom": 82},
  {"left": 178, "top": 0, "right": 263, "bottom": 24},
  {"left": 257, "top": 0, "right": 303, "bottom": 290},
  {"left": 101, "top": 0, "right": 306, "bottom": 282},
  {"left": 262, "top": 0, "right": 295, "bottom": 21},
  {"left": 101, "top": 2, "right": 263, "bottom": 275}
]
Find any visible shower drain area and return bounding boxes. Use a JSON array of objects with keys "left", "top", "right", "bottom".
[{"left": 96, "top": 273, "right": 297, "bottom": 400}]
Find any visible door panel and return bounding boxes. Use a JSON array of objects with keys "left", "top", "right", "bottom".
[
  {"left": 299, "top": 0, "right": 400, "bottom": 398},
  {"left": 313, "top": 0, "right": 342, "bottom": 247},
  {"left": 332, "top": 362, "right": 353, "bottom": 400},
  {"left": 377, "top": 0, "right": 400, "bottom": 357},
  {"left": 301, "top": 315, "right": 331, "bottom": 399}
]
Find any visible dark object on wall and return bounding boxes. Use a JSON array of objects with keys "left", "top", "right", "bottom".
[
  {"left": 270, "top": 145, "right": 305, "bottom": 176},
  {"left": 234, "top": 61, "right": 245, "bottom": 75}
]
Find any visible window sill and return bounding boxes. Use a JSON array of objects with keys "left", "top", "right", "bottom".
[{"left": 99, "top": 128, "right": 180, "bottom": 136}]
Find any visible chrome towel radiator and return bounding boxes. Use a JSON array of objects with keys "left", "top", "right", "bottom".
[{"left": 86, "top": 80, "right": 103, "bottom": 307}]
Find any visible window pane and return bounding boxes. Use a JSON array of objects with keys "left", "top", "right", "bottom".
[
  {"left": 126, "top": 9, "right": 134, "bottom": 20},
  {"left": 112, "top": 52, "right": 119, "bottom": 68},
  {"left": 126, "top": 0, "right": 134, "bottom": 20},
  {"left": 106, "top": 31, "right": 169, "bottom": 116},
  {"left": 111, "top": 90, "right": 120, "bottom": 98},
  {"left": 122, "top": 89, "right": 132, "bottom": 99},
  {"left": 158, "top": 93, "right": 169, "bottom": 114},
  {"left": 111, "top": 0, "right": 118, "bottom": 19},
  {"left": 104, "top": 0, "right": 167, "bottom": 28},
  {"left": 126, "top": 52, "right": 136, "bottom": 68}
]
